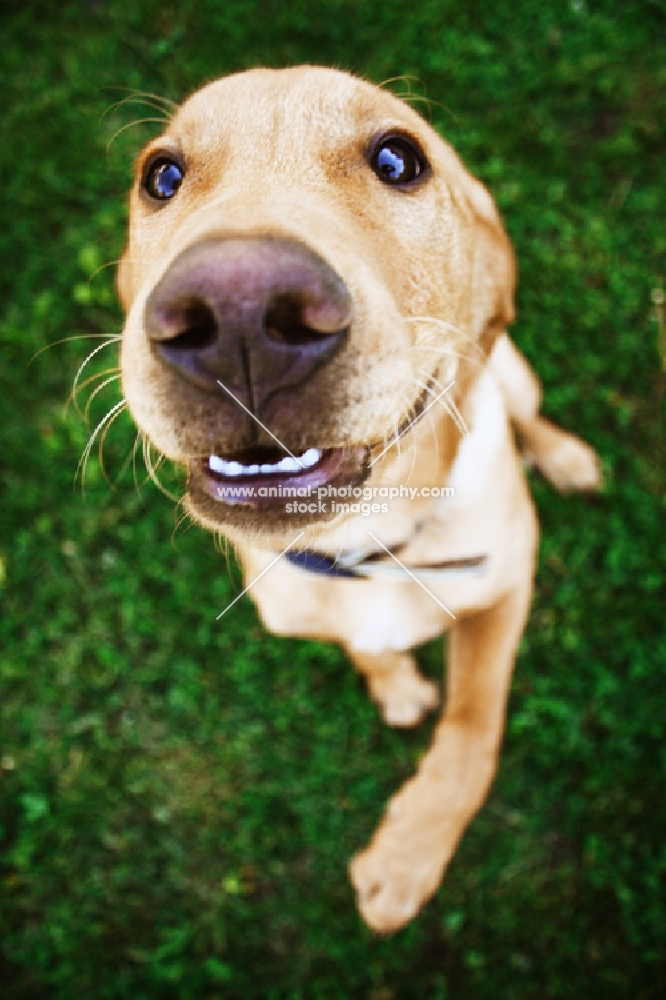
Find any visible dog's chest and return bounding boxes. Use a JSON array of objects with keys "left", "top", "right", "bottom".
[{"left": 244, "top": 371, "right": 530, "bottom": 652}]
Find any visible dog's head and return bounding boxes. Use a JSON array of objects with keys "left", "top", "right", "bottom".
[{"left": 118, "top": 66, "right": 514, "bottom": 545}]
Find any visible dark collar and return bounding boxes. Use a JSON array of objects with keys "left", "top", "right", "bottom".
[
  {"left": 284, "top": 546, "right": 488, "bottom": 581},
  {"left": 284, "top": 549, "right": 359, "bottom": 578}
]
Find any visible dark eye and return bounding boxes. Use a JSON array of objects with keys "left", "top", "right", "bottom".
[
  {"left": 144, "top": 157, "right": 184, "bottom": 201},
  {"left": 371, "top": 135, "right": 426, "bottom": 186}
]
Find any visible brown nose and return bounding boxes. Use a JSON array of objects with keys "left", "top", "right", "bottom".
[{"left": 144, "top": 236, "right": 351, "bottom": 413}]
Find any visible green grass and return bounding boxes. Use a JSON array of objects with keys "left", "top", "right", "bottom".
[{"left": 1, "top": 1, "right": 665, "bottom": 997}]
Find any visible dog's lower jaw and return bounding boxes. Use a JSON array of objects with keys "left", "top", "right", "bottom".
[{"left": 185, "top": 444, "right": 371, "bottom": 540}]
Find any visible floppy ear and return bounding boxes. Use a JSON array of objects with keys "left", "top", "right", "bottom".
[
  {"left": 461, "top": 172, "right": 516, "bottom": 354},
  {"left": 116, "top": 250, "right": 133, "bottom": 314}
]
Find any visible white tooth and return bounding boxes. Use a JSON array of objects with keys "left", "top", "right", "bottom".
[
  {"left": 300, "top": 448, "right": 322, "bottom": 468},
  {"left": 210, "top": 449, "right": 323, "bottom": 477},
  {"left": 277, "top": 457, "right": 301, "bottom": 473},
  {"left": 208, "top": 455, "right": 245, "bottom": 476}
]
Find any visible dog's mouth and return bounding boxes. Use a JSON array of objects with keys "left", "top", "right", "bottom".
[
  {"left": 190, "top": 444, "right": 369, "bottom": 509},
  {"left": 184, "top": 378, "right": 437, "bottom": 529}
]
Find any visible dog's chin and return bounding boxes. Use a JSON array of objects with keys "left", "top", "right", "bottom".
[{"left": 186, "top": 444, "right": 370, "bottom": 542}]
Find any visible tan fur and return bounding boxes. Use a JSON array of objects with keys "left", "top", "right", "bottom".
[{"left": 118, "top": 66, "right": 602, "bottom": 933}]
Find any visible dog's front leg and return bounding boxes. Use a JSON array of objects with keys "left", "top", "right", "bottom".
[{"left": 349, "top": 579, "right": 533, "bottom": 933}]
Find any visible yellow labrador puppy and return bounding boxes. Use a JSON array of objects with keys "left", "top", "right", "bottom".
[{"left": 118, "top": 66, "right": 601, "bottom": 933}]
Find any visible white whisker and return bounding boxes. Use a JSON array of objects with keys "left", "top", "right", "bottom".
[
  {"left": 408, "top": 343, "right": 484, "bottom": 371},
  {"left": 410, "top": 376, "right": 466, "bottom": 439},
  {"left": 76, "top": 399, "right": 127, "bottom": 490},
  {"left": 416, "top": 369, "right": 469, "bottom": 436},
  {"left": 83, "top": 374, "right": 122, "bottom": 422},
  {"left": 101, "top": 90, "right": 177, "bottom": 121},
  {"left": 131, "top": 433, "right": 143, "bottom": 496},
  {"left": 114, "top": 431, "right": 141, "bottom": 489},
  {"left": 442, "top": 395, "right": 468, "bottom": 437},
  {"left": 69, "top": 338, "right": 122, "bottom": 415},
  {"left": 107, "top": 118, "right": 170, "bottom": 153},
  {"left": 141, "top": 435, "right": 181, "bottom": 502},
  {"left": 405, "top": 314, "right": 466, "bottom": 336},
  {"left": 74, "top": 366, "right": 120, "bottom": 397},
  {"left": 406, "top": 315, "right": 486, "bottom": 362},
  {"left": 422, "top": 402, "right": 442, "bottom": 458},
  {"left": 171, "top": 499, "right": 195, "bottom": 546},
  {"left": 30, "top": 332, "right": 122, "bottom": 365}
]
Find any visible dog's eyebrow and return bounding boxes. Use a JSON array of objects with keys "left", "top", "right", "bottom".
[{"left": 136, "top": 136, "right": 183, "bottom": 173}]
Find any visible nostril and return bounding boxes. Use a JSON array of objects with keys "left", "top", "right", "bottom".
[
  {"left": 265, "top": 294, "right": 316, "bottom": 346},
  {"left": 264, "top": 292, "right": 347, "bottom": 347},
  {"left": 149, "top": 298, "right": 218, "bottom": 350}
]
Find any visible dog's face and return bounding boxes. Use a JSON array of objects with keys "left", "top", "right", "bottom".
[{"left": 119, "top": 66, "right": 514, "bottom": 545}]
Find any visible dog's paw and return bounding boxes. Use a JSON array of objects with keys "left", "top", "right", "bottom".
[
  {"left": 523, "top": 418, "right": 603, "bottom": 493},
  {"left": 349, "top": 781, "right": 450, "bottom": 933},
  {"left": 366, "top": 655, "right": 439, "bottom": 728},
  {"left": 350, "top": 843, "right": 427, "bottom": 934},
  {"left": 379, "top": 679, "right": 439, "bottom": 727},
  {"left": 536, "top": 435, "right": 603, "bottom": 492}
]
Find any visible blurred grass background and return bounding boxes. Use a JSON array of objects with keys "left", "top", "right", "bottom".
[{"left": 1, "top": 1, "right": 665, "bottom": 997}]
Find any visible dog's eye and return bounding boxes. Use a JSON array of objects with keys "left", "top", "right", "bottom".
[
  {"left": 371, "top": 136, "right": 425, "bottom": 186},
  {"left": 144, "top": 157, "right": 184, "bottom": 201}
]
